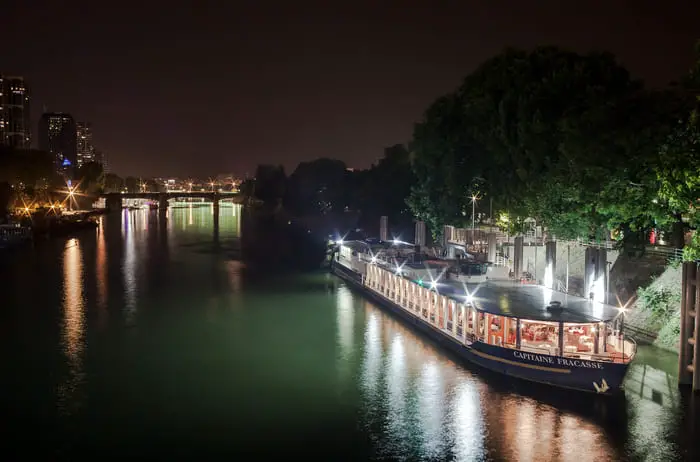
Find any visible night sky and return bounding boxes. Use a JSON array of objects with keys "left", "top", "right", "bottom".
[{"left": 2, "top": 1, "right": 698, "bottom": 178}]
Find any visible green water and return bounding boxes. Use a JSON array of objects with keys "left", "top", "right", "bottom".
[{"left": 0, "top": 205, "right": 697, "bottom": 461}]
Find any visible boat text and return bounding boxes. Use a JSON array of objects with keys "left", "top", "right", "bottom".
[{"left": 513, "top": 351, "right": 604, "bottom": 369}]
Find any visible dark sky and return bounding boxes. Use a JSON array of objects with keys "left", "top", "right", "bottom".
[{"left": 2, "top": 1, "right": 698, "bottom": 178}]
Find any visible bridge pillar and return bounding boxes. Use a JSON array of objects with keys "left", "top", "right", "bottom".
[
  {"left": 544, "top": 241, "right": 557, "bottom": 289},
  {"left": 105, "top": 194, "right": 122, "bottom": 212},
  {"left": 213, "top": 193, "right": 220, "bottom": 244},
  {"left": 158, "top": 193, "right": 168, "bottom": 211},
  {"left": 679, "top": 262, "right": 700, "bottom": 392},
  {"left": 513, "top": 236, "right": 524, "bottom": 279}
]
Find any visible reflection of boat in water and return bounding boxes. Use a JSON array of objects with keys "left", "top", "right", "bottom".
[{"left": 332, "top": 240, "right": 636, "bottom": 395}]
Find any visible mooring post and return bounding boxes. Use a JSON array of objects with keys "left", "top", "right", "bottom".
[
  {"left": 545, "top": 240, "right": 557, "bottom": 289},
  {"left": 487, "top": 232, "right": 497, "bottom": 264},
  {"left": 380, "top": 216, "right": 388, "bottom": 242},
  {"left": 513, "top": 236, "right": 524, "bottom": 280},
  {"left": 679, "top": 261, "right": 700, "bottom": 391}
]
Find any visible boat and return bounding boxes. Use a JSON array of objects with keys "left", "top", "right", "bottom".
[
  {"left": 331, "top": 240, "right": 635, "bottom": 395},
  {"left": 0, "top": 223, "right": 33, "bottom": 249}
]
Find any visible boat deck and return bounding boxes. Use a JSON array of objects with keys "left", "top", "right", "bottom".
[{"left": 437, "top": 280, "right": 622, "bottom": 324}]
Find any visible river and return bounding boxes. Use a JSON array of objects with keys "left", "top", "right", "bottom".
[{"left": 0, "top": 205, "right": 698, "bottom": 461}]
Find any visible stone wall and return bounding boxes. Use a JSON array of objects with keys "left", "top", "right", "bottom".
[{"left": 505, "top": 241, "right": 619, "bottom": 297}]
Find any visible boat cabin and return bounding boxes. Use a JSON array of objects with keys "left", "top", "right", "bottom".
[{"left": 363, "top": 263, "right": 635, "bottom": 364}]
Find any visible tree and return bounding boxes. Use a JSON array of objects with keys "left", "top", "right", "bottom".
[
  {"left": 655, "top": 45, "right": 700, "bottom": 252},
  {"left": 284, "top": 158, "right": 350, "bottom": 215},
  {"left": 124, "top": 176, "right": 139, "bottom": 193},
  {"left": 103, "top": 173, "right": 124, "bottom": 193},
  {"left": 408, "top": 93, "right": 473, "bottom": 239},
  {"left": 409, "top": 47, "right": 659, "bottom": 241},
  {"left": 77, "top": 161, "right": 104, "bottom": 195},
  {"left": 353, "top": 144, "right": 416, "bottom": 233},
  {"left": 253, "top": 164, "right": 286, "bottom": 205}
]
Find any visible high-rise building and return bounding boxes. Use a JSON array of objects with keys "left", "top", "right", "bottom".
[
  {"left": 0, "top": 75, "right": 31, "bottom": 149},
  {"left": 39, "top": 112, "right": 77, "bottom": 177},
  {"left": 76, "top": 122, "right": 95, "bottom": 168}
]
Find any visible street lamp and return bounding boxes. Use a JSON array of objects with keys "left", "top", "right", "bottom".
[
  {"left": 471, "top": 193, "right": 480, "bottom": 246},
  {"left": 67, "top": 186, "right": 74, "bottom": 211}
]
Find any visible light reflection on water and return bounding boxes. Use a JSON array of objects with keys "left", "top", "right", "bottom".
[
  {"left": 0, "top": 207, "right": 696, "bottom": 460},
  {"left": 346, "top": 281, "right": 692, "bottom": 461},
  {"left": 58, "top": 237, "right": 86, "bottom": 415}
]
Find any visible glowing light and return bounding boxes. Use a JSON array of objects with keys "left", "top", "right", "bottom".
[
  {"left": 615, "top": 294, "right": 635, "bottom": 312},
  {"left": 543, "top": 262, "right": 553, "bottom": 289}
]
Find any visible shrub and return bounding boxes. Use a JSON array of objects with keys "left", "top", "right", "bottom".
[{"left": 636, "top": 285, "right": 680, "bottom": 323}]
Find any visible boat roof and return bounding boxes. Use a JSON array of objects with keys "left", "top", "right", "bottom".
[{"left": 437, "top": 280, "right": 622, "bottom": 324}]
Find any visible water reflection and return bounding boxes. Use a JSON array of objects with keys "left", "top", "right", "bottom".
[
  {"left": 122, "top": 210, "right": 137, "bottom": 323},
  {"left": 418, "top": 360, "right": 446, "bottom": 458},
  {"left": 96, "top": 223, "right": 107, "bottom": 312},
  {"left": 451, "top": 381, "right": 484, "bottom": 461},
  {"left": 350, "top": 282, "right": 649, "bottom": 461},
  {"left": 362, "top": 308, "right": 382, "bottom": 396},
  {"left": 336, "top": 286, "right": 354, "bottom": 359},
  {"left": 58, "top": 238, "right": 86, "bottom": 415}
]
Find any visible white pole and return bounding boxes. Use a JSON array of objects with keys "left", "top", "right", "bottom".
[{"left": 472, "top": 199, "right": 475, "bottom": 246}]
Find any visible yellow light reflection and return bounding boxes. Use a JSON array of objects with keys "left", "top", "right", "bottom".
[
  {"left": 361, "top": 307, "right": 381, "bottom": 394},
  {"left": 386, "top": 333, "right": 407, "bottom": 440},
  {"left": 58, "top": 238, "right": 86, "bottom": 415},
  {"left": 96, "top": 221, "right": 107, "bottom": 313},
  {"left": 451, "top": 381, "right": 484, "bottom": 460},
  {"left": 123, "top": 210, "right": 137, "bottom": 323},
  {"left": 336, "top": 286, "right": 355, "bottom": 359},
  {"left": 418, "top": 361, "right": 446, "bottom": 457}
]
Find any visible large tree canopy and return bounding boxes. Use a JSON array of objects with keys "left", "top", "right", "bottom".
[{"left": 408, "top": 45, "right": 697, "bottom": 248}]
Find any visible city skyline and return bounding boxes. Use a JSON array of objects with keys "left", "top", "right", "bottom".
[{"left": 1, "top": 1, "right": 699, "bottom": 178}]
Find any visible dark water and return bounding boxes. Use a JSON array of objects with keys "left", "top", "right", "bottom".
[{"left": 1, "top": 205, "right": 699, "bottom": 461}]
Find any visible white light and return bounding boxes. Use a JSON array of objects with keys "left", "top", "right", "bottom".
[
  {"left": 337, "top": 239, "right": 344, "bottom": 245},
  {"left": 543, "top": 262, "right": 553, "bottom": 289}
]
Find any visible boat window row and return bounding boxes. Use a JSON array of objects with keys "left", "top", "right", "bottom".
[{"left": 363, "top": 264, "right": 633, "bottom": 363}]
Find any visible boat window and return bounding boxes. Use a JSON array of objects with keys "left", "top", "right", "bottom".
[
  {"left": 460, "top": 263, "right": 487, "bottom": 276},
  {"left": 520, "top": 320, "right": 559, "bottom": 356},
  {"left": 562, "top": 323, "right": 598, "bottom": 357},
  {"left": 504, "top": 318, "right": 517, "bottom": 349},
  {"left": 485, "top": 314, "right": 506, "bottom": 347}
]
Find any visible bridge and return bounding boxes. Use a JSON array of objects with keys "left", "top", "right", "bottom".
[{"left": 102, "top": 191, "right": 241, "bottom": 211}]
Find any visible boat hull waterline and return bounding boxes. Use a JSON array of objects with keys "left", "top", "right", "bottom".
[{"left": 331, "top": 262, "right": 629, "bottom": 395}]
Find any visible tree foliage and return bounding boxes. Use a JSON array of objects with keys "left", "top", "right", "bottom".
[{"left": 408, "top": 45, "right": 699, "bottom": 248}]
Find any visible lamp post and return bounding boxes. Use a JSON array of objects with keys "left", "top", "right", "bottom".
[
  {"left": 67, "top": 186, "right": 74, "bottom": 211},
  {"left": 471, "top": 193, "right": 479, "bottom": 247}
]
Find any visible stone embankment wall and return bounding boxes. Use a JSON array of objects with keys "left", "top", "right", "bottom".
[
  {"left": 503, "top": 241, "right": 619, "bottom": 297},
  {"left": 500, "top": 240, "right": 680, "bottom": 350}
]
